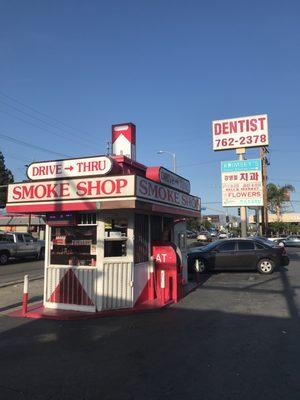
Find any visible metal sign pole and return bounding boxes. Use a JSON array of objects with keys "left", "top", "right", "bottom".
[{"left": 236, "top": 148, "right": 247, "bottom": 237}]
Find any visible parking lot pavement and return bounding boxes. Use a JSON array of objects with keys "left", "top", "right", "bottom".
[
  {"left": 0, "top": 250, "right": 300, "bottom": 399},
  {"left": 0, "top": 259, "right": 44, "bottom": 286}
]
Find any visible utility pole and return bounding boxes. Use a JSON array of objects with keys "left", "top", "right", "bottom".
[
  {"left": 260, "top": 147, "right": 269, "bottom": 236},
  {"left": 106, "top": 141, "right": 111, "bottom": 156},
  {"left": 236, "top": 148, "right": 247, "bottom": 237}
]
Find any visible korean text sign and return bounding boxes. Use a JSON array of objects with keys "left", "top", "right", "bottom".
[
  {"left": 213, "top": 114, "right": 268, "bottom": 151},
  {"left": 221, "top": 159, "right": 263, "bottom": 207}
]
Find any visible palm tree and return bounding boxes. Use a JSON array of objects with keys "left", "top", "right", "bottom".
[{"left": 267, "top": 183, "right": 295, "bottom": 221}]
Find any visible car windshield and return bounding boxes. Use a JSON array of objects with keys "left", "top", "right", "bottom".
[{"left": 254, "top": 237, "right": 277, "bottom": 247}]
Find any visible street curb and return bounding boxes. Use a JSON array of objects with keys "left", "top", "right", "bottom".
[{"left": 0, "top": 275, "right": 44, "bottom": 289}]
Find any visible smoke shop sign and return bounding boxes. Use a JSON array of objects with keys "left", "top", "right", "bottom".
[
  {"left": 136, "top": 176, "right": 200, "bottom": 211},
  {"left": 8, "top": 176, "right": 135, "bottom": 203},
  {"left": 27, "top": 156, "right": 113, "bottom": 180}
]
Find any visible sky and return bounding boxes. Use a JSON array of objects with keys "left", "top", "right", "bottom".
[{"left": 0, "top": 0, "right": 299, "bottom": 215}]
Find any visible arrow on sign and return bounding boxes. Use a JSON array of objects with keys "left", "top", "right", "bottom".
[{"left": 64, "top": 166, "right": 74, "bottom": 171}]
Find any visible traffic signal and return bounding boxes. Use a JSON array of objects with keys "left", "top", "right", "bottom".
[
  {"left": 226, "top": 215, "right": 229, "bottom": 223},
  {"left": 238, "top": 208, "right": 241, "bottom": 216}
]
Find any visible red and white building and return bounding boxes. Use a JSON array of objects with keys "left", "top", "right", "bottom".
[{"left": 7, "top": 123, "right": 201, "bottom": 317}]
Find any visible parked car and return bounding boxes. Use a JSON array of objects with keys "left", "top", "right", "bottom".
[
  {"left": 218, "top": 232, "right": 229, "bottom": 239},
  {"left": 186, "top": 230, "right": 197, "bottom": 239},
  {"left": 197, "top": 231, "right": 212, "bottom": 242},
  {"left": 280, "top": 235, "right": 300, "bottom": 247},
  {"left": 0, "top": 232, "right": 45, "bottom": 265},
  {"left": 187, "top": 238, "right": 289, "bottom": 275}
]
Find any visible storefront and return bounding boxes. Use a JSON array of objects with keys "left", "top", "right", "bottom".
[{"left": 6, "top": 123, "right": 200, "bottom": 315}]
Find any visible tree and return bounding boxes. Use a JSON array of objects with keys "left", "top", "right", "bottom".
[
  {"left": 267, "top": 183, "right": 295, "bottom": 221},
  {"left": 0, "top": 151, "right": 14, "bottom": 208}
]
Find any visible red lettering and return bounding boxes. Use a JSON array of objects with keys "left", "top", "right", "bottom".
[
  {"left": 258, "top": 117, "right": 266, "bottom": 130},
  {"left": 23, "top": 186, "right": 35, "bottom": 199},
  {"left": 222, "top": 122, "right": 229, "bottom": 134},
  {"left": 229, "top": 121, "right": 237, "bottom": 133},
  {"left": 34, "top": 185, "right": 47, "bottom": 199},
  {"left": 32, "top": 167, "right": 39, "bottom": 176},
  {"left": 101, "top": 179, "right": 115, "bottom": 195},
  {"left": 116, "top": 179, "right": 127, "bottom": 193},
  {"left": 250, "top": 118, "right": 257, "bottom": 132},
  {"left": 12, "top": 186, "right": 22, "bottom": 200},
  {"left": 76, "top": 182, "right": 87, "bottom": 196},
  {"left": 238, "top": 120, "right": 245, "bottom": 132},
  {"left": 59, "top": 183, "right": 70, "bottom": 197},
  {"left": 214, "top": 123, "right": 222, "bottom": 135}
]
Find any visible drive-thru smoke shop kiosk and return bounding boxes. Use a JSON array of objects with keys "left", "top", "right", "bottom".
[{"left": 7, "top": 123, "right": 200, "bottom": 317}]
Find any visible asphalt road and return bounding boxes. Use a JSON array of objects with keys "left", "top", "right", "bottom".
[
  {"left": 0, "top": 249, "right": 300, "bottom": 399},
  {"left": 0, "top": 259, "right": 44, "bottom": 286}
]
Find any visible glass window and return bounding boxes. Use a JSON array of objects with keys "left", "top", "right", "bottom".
[
  {"left": 218, "top": 242, "right": 235, "bottom": 252},
  {"left": 16, "top": 234, "right": 24, "bottom": 242},
  {"left": 238, "top": 241, "right": 255, "bottom": 251},
  {"left": 135, "top": 214, "right": 149, "bottom": 263},
  {"left": 104, "top": 217, "right": 128, "bottom": 258},
  {"left": 24, "top": 235, "right": 32, "bottom": 243},
  {"left": 50, "top": 226, "right": 97, "bottom": 266},
  {"left": 77, "top": 213, "right": 96, "bottom": 225},
  {"left": 255, "top": 242, "right": 266, "bottom": 250},
  {"left": 150, "top": 215, "right": 163, "bottom": 244}
]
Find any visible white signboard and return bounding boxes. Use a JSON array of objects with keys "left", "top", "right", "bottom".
[
  {"left": 136, "top": 176, "right": 200, "bottom": 211},
  {"left": 213, "top": 114, "right": 268, "bottom": 151},
  {"left": 8, "top": 175, "right": 135, "bottom": 204},
  {"left": 221, "top": 159, "right": 263, "bottom": 207},
  {"left": 27, "top": 156, "right": 113, "bottom": 180}
]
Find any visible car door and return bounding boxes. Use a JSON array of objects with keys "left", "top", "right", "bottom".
[
  {"left": 15, "top": 233, "right": 28, "bottom": 256},
  {"left": 213, "top": 240, "right": 237, "bottom": 270},
  {"left": 235, "top": 240, "right": 257, "bottom": 269},
  {"left": 23, "top": 234, "right": 36, "bottom": 256}
]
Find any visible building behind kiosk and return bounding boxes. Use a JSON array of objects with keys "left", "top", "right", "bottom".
[{"left": 6, "top": 123, "right": 201, "bottom": 315}]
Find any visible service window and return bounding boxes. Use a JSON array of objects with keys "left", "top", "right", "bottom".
[
  {"left": 237, "top": 241, "right": 255, "bottom": 251},
  {"left": 104, "top": 217, "right": 128, "bottom": 258},
  {"left": 218, "top": 242, "right": 235, "bottom": 252},
  {"left": 50, "top": 226, "right": 97, "bottom": 266}
]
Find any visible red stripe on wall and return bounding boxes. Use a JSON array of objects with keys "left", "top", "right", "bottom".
[{"left": 6, "top": 202, "right": 97, "bottom": 213}]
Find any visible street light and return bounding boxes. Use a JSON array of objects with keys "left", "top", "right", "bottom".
[{"left": 157, "top": 150, "right": 177, "bottom": 173}]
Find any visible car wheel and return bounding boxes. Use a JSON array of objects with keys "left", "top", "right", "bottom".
[
  {"left": 194, "top": 259, "right": 207, "bottom": 273},
  {"left": 257, "top": 258, "right": 275, "bottom": 274},
  {"left": 0, "top": 252, "right": 9, "bottom": 265}
]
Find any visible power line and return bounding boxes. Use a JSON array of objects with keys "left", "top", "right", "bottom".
[
  {"left": 0, "top": 132, "right": 70, "bottom": 158},
  {"left": 0, "top": 89, "right": 95, "bottom": 139},
  {"left": 0, "top": 107, "right": 100, "bottom": 150},
  {"left": 0, "top": 99, "right": 100, "bottom": 147}
]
